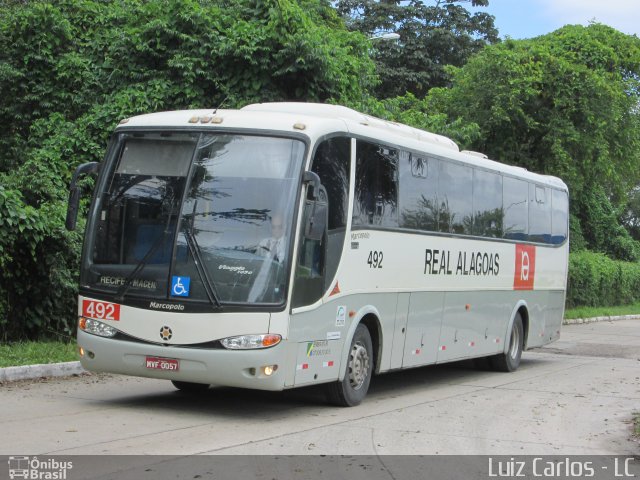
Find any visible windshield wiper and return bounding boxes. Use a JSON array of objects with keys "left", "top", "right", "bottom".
[
  {"left": 115, "top": 190, "right": 177, "bottom": 302},
  {"left": 115, "top": 227, "right": 170, "bottom": 302},
  {"left": 181, "top": 218, "right": 222, "bottom": 308}
]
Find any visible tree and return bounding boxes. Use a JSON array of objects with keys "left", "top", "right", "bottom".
[
  {"left": 0, "top": 0, "right": 375, "bottom": 339},
  {"left": 621, "top": 187, "right": 640, "bottom": 241},
  {"left": 426, "top": 24, "right": 640, "bottom": 259},
  {"left": 356, "top": 92, "right": 482, "bottom": 146},
  {"left": 335, "top": 0, "right": 499, "bottom": 98},
  {"left": 0, "top": 0, "right": 376, "bottom": 173}
]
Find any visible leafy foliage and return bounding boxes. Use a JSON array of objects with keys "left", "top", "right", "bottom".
[
  {"left": 621, "top": 187, "right": 640, "bottom": 242},
  {"left": 0, "top": 185, "right": 80, "bottom": 341},
  {"left": 0, "top": 0, "right": 375, "bottom": 339},
  {"left": 567, "top": 251, "right": 640, "bottom": 308},
  {"left": 335, "top": 0, "right": 498, "bottom": 98},
  {"left": 427, "top": 24, "right": 640, "bottom": 258},
  {"left": 355, "top": 92, "right": 482, "bottom": 147}
]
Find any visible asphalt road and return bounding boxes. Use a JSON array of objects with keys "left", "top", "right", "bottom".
[{"left": 1, "top": 319, "right": 638, "bottom": 458}]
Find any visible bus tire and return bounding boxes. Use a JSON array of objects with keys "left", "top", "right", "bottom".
[
  {"left": 326, "top": 323, "right": 373, "bottom": 407},
  {"left": 171, "top": 380, "right": 210, "bottom": 393},
  {"left": 491, "top": 313, "right": 524, "bottom": 372}
]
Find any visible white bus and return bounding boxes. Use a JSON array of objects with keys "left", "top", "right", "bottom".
[{"left": 66, "top": 103, "right": 569, "bottom": 406}]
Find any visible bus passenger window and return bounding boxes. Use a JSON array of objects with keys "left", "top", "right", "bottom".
[
  {"left": 529, "top": 184, "right": 552, "bottom": 243},
  {"left": 352, "top": 141, "right": 398, "bottom": 228},
  {"left": 551, "top": 189, "right": 569, "bottom": 244},
  {"left": 503, "top": 176, "right": 528, "bottom": 241},
  {"left": 472, "top": 169, "right": 503, "bottom": 237},
  {"left": 399, "top": 152, "right": 439, "bottom": 231},
  {"left": 437, "top": 161, "right": 472, "bottom": 235}
]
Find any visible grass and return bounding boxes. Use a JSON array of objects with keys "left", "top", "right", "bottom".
[
  {"left": 564, "top": 302, "right": 640, "bottom": 320},
  {"left": 635, "top": 412, "right": 640, "bottom": 438},
  {"left": 0, "top": 340, "right": 78, "bottom": 368}
]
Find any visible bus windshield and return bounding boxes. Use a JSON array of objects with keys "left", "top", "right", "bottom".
[{"left": 82, "top": 131, "right": 305, "bottom": 306}]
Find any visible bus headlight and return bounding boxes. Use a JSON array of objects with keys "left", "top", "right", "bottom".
[
  {"left": 221, "top": 334, "right": 281, "bottom": 350},
  {"left": 79, "top": 317, "right": 118, "bottom": 338}
]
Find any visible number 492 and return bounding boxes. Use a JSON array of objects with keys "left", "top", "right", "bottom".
[
  {"left": 367, "top": 250, "right": 383, "bottom": 269},
  {"left": 82, "top": 299, "right": 120, "bottom": 321}
]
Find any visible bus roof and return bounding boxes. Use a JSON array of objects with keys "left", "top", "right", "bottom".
[{"left": 117, "top": 102, "right": 567, "bottom": 191}]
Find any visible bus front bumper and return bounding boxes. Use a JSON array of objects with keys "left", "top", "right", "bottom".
[{"left": 77, "top": 330, "right": 288, "bottom": 391}]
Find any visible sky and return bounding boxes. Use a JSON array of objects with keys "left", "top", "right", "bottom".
[{"left": 470, "top": 0, "right": 640, "bottom": 39}]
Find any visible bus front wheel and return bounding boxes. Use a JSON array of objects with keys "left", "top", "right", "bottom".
[
  {"left": 326, "top": 323, "right": 373, "bottom": 407},
  {"left": 491, "top": 313, "right": 524, "bottom": 372}
]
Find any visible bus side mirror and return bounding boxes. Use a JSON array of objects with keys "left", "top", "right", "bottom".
[
  {"left": 303, "top": 171, "right": 321, "bottom": 200},
  {"left": 304, "top": 185, "right": 328, "bottom": 241},
  {"left": 66, "top": 161, "right": 99, "bottom": 231}
]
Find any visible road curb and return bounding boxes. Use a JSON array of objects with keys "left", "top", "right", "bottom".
[
  {"left": 0, "top": 361, "right": 85, "bottom": 383},
  {"left": 0, "top": 314, "right": 638, "bottom": 383},
  {"left": 562, "top": 314, "right": 640, "bottom": 325}
]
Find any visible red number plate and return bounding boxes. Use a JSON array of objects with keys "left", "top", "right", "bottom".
[
  {"left": 82, "top": 299, "right": 120, "bottom": 321},
  {"left": 145, "top": 357, "right": 180, "bottom": 371}
]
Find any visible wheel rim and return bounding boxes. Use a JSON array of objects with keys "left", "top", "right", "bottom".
[
  {"left": 348, "top": 341, "right": 370, "bottom": 391},
  {"left": 509, "top": 323, "right": 521, "bottom": 360}
]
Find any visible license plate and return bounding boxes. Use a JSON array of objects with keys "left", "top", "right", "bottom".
[{"left": 145, "top": 356, "right": 179, "bottom": 371}]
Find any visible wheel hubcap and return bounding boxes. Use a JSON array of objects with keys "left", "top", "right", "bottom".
[
  {"left": 348, "top": 341, "right": 370, "bottom": 390},
  {"left": 509, "top": 324, "right": 520, "bottom": 359}
]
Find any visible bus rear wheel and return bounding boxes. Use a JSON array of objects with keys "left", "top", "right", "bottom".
[
  {"left": 326, "top": 324, "right": 373, "bottom": 407},
  {"left": 491, "top": 313, "right": 524, "bottom": 372},
  {"left": 171, "top": 380, "right": 210, "bottom": 393}
]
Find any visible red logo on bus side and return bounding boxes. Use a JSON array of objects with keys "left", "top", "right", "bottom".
[{"left": 513, "top": 244, "right": 536, "bottom": 290}]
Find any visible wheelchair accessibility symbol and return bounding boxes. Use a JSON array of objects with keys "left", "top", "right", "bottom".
[{"left": 171, "top": 276, "right": 191, "bottom": 297}]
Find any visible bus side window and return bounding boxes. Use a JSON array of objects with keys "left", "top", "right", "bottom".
[
  {"left": 551, "top": 189, "right": 569, "bottom": 244},
  {"left": 352, "top": 140, "right": 398, "bottom": 228},
  {"left": 399, "top": 152, "right": 439, "bottom": 231},
  {"left": 292, "top": 137, "right": 350, "bottom": 308},
  {"left": 437, "top": 161, "right": 472, "bottom": 235},
  {"left": 472, "top": 169, "right": 503, "bottom": 237},
  {"left": 529, "top": 184, "right": 552, "bottom": 243},
  {"left": 503, "top": 176, "right": 528, "bottom": 241}
]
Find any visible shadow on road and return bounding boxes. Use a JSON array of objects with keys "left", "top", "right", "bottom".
[{"left": 90, "top": 354, "right": 555, "bottom": 417}]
